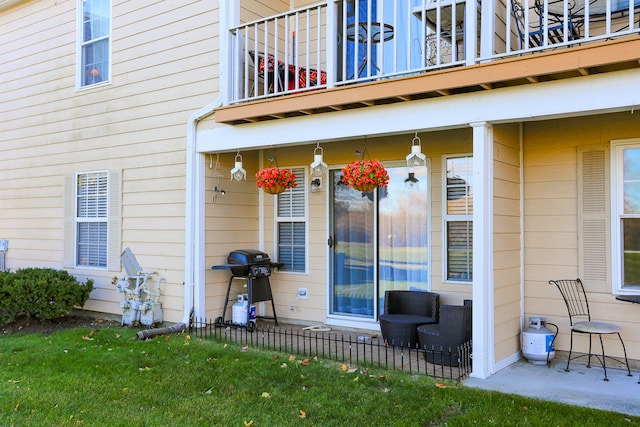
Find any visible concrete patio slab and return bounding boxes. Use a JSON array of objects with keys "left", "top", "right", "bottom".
[{"left": 464, "top": 358, "right": 640, "bottom": 417}]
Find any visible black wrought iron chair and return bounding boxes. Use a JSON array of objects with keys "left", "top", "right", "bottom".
[
  {"left": 549, "top": 279, "right": 632, "bottom": 381},
  {"left": 511, "top": 0, "right": 581, "bottom": 48},
  {"left": 418, "top": 300, "right": 472, "bottom": 366},
  {"left": 379, "top": 290, "right": 440, "bottom": 347}
]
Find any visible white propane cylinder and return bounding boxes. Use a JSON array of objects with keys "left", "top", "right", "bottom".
[
  {"left": 232, "top": 294, "right": 249, "bottom": 325},
  {"left": 522, "top": 316, "right": 555, "bottom": 365}
]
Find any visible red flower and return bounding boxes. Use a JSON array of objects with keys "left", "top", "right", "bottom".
[
  {"left": 255, "top": 167, "right": 297, "bottom": 190},
  {"left": 341, "top": 160, "right": 389, "bottom": 189}
]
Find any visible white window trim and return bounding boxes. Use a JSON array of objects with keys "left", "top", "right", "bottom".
[
  {"left": 64, "top": 169, "right": 121, "bottom": 271},
  {"left": 274, "top": 166, "right": 308, "bottom": 274},
  {"left": 76, "top": 0, "right": 112, "bottom": 90},
  {"left": 611, "top": 138, "right": 640, "bottom": 293},
  {"left": 442, "top": 153, "right": 473, "bottom": 284},
  {"left": 74, "top": 170, "right": 109, "bottom": 270}
]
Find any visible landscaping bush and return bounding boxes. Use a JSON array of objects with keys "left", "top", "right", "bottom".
[
  {"left": 0, "top": 268, "right": 93, "bottom": 325},
  {"left": 0, "top": 271, "right": 14, "bottom": 325}
]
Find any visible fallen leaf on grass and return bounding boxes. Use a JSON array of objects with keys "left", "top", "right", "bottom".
[
  {"left": 205, "top": 389, "right": 212, "bottom": 394},
  {"left": 435, "top": 383, "right": 458, "bottom": 389},
  {"left": 243, "top": 420, "right": 254, "bottom": 426},
  {"left": 301, "top": 359, "right": 310, "bottom": 366},
  {"left": 261, "top": 392, "right": 271, "bottom": 398},
  {"left": 288, "top": 355, "right": 296, "bottom": 361},
  {"left": 280, "top": 363, "right": 288, "bottom": 368},
  {"left": 341, "top": 364, "right": 348, "bottom": 371},
  {"left": 299, "top": 410, "right": 307, "bottom": 419},
  {"left": 138, "top": 366, "right": 152, "bottom": 371},
  {"left": 14, "top": 404, "right": 19, "bottom": 411},
  {"left": 273, "top": 354, "right": 279, "bottom": 359},
  {"left": 82, "top": 336, "right": 93, "bottom": 341}
]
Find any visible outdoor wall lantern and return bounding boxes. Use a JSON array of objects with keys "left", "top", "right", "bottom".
[
  {"left": 406, "top": 132, "right": 426, "bottom": 168},
  {"left": 311, "top": 178, "right": 322, "bottom": 192},
  {"left": 230, "top": 151, "right": 247, "bottom": 181},
  {"left": 310, "top": 143, "right": 328, "bottom": 177}
]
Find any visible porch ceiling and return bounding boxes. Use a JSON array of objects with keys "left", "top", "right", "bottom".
[{"left": 215, "top": 37, "right": 640, "bottom": 125}]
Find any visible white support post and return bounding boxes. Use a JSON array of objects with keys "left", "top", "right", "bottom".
[
  {"left": 470, "top": 121, "right": 494, "bottom": 379},
  {"left": 478, "top": 0, "right": 496, "bottom": 62}
]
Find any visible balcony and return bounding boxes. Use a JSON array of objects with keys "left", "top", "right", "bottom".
[{"left": 219, "top": 0, "right": 640, "bottom": 124}]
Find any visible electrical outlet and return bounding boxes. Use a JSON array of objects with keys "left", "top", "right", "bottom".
[{"left": 298, "top": 287, "right": 308, "bottom": 299}]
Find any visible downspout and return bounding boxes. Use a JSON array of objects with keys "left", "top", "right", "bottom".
[
  {"left": 183, "top": 99, "right": 223, "bottom": 326},
  {"left": 519, "top": 123, "right": 525, "bottom": 352}
]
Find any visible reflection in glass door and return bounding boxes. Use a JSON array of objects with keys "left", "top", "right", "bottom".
[{"left": 329, "top": 165, "right": 429, "bottom": 319}]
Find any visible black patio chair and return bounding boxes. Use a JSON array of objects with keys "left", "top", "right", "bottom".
[
  {"left": 549, "top": 278, "right": 632, "bottom": 381},
  {"left": 511, "top": 0, "right": 581, "bottom": 48},
  {"left": 379, "top": 290, "right": 439, "bottom": 347},
  {"left": 418, "top": 300, "right": 472, "bottom": 366}
]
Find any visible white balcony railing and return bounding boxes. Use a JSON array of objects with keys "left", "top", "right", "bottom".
[{"left": 228, "top": 0, "right": 640, "bottom": 104}]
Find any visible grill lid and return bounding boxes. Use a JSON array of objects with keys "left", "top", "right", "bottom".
[{"left": 228, "top": 249, "right": 271, "bottom": 266}]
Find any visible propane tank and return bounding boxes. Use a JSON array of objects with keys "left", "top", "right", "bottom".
[
  {"left": 522, "top": 316, "right": 555, "bottom": 365},
  {"left": 232, "top": 294, "right": 249, "bottom": 325}
]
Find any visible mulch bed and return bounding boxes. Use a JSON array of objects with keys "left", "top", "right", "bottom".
[{"left": 1, "top": 313, "right": 122, "bottom": 335}]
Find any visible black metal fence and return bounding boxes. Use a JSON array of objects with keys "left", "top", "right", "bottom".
[{"left": 189, "top": 318, "right": 472, "bottom": 381}]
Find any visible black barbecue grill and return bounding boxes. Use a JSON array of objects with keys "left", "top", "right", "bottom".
[{"left": 212, "top": 249, "right": 280, "bottom": 331}]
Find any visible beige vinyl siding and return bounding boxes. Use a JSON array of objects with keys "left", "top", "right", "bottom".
[
  {"left": 1, "top": 0, "right": 220, "bottom": 322},
  {"left": 204, "top": 152, "right": 261, "bottom": 320},
  {"left": 492, "top": 124, "right": 522, "bottom": 362},
  {"left": 241, "top": 0, "right": 289, "bottom": 23},
  {"left": 523, "top": 113, "right": 640, "bottom": 360}
]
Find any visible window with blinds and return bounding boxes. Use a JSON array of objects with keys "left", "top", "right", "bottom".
[
  {"left": 611, "top": 142, "right": 640, "bottom": 291},
  {"left": 76, "top": 171, "right": 108, "bottom": 267},
  {"left": 444, "top": 156, "right": 473, "bottom": 282},
  {"left": 276, "top": 167, "right": 306, "bottom": 272}
]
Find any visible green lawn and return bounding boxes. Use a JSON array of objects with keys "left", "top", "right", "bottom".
[{"left": 1, "top": 327, "right": 637, "bottom": 426}]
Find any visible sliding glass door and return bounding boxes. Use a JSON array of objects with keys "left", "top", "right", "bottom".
[{"left": 329, "top": 165, "right": 430, "bottom": 319}]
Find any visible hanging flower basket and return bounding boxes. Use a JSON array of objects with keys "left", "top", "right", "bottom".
[
  {"left": 341, "top": 159, "right": 389, "bottom": 192},
  {"left": 256, "top": 167, "right": 297, "bottom": 195}
]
